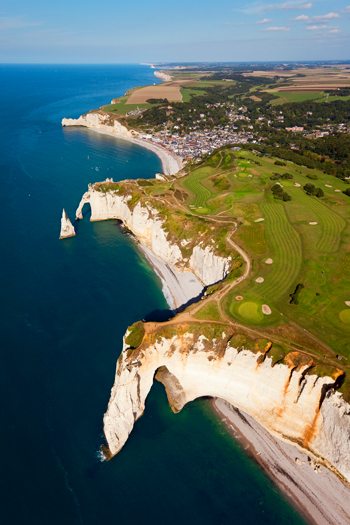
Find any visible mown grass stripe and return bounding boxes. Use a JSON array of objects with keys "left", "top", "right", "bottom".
[
  {"left": 288, "top": 187, "right": 345, "bottom": 253},
  {"left": 256, "top": 203, "right": 302, "bottom": 300}
]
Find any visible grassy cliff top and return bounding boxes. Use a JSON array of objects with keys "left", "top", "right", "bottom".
[{"left": 97, "top": 146, "right": 350, "bottom": 400}]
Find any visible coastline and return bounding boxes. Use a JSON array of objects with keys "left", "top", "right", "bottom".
[
  {"left": 213, "top": 398, "right": 350, "bottom": 525},
  {"left": 81, "top": 126, "right": 183, "bottom": 176},
  {"left": 139, "top": 244, "right": 203, "bottom": 311}
]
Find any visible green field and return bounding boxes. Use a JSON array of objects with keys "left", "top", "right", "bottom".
[
  {"left": 102, "top": 94, "right": 160, "bottom": 115},
  {"left": 270, "top": 91, "right": 325, "bottom": 105},
  {"left": 176, "top": 147, "right": 350, "bottom": 361},
  {"left": 180, "top": 88, "right": 206, "bottom": 102}
]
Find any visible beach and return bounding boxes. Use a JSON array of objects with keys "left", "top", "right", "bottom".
[
  {"left": 139, "top": 245, "right": 203, "bottom": 310},
  {"left": 213, "top": 399, "right": 350, "bottom": 525},
  {"left": 83, "top": 127, "right": 183, "bottom": 176}
]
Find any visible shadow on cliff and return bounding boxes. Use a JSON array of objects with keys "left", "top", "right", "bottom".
[{"left": 143, "top": 289, "right": 206, "bottom": 323}]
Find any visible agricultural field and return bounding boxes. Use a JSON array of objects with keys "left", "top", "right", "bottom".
[
  {"left": 126, "top": 84, "right": 183, "bottom": 104},
  {"left": 270, "top": 91, "right": 325, "bottom": 105},
  {"left": 103, "top": 94, "right": 159, "bottom": 115},
  {"left": 174, "top": 148, "right": 350, "bottom": 364}
]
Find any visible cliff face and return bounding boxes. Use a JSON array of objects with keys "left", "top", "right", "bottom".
[
  {"left": 62, "top": 111, "right": 138, "bottom": 138},
  {"left": 59, "top": 209, "right": 75, "bottom": 239},
  {"left": 103, "top": 329, "right": 350, "bottom": 482},
  {"left": 75, "top": 186, "right": 231, "bottom": 286}
]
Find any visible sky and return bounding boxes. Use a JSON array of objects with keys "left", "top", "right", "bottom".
[{"left": 1, "top": 0, "right": 349, "bottom": 63}]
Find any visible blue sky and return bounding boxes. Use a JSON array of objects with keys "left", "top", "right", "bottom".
[{"left": 1, "top": 0, "right": 349, "bottom": 63}]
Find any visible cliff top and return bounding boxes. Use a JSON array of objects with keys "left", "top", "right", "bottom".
[{"left": 95, "top": 145, "right": 350, "bottom": 401}]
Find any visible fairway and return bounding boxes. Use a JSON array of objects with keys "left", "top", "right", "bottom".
[
  {"left": 182, "top": 167, "right": 216, "bottom": 211},
  {"left": 288, "top": 187, "right": 346, "bottom": 253},
  {"left": 253, "top": 203, "right": 302, "bottom": 300}
]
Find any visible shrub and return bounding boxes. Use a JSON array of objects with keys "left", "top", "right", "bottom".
[
  {"left": 281, "top": 172, "right": 293, "bottom": 179},
  {"left": 290, "top": 283, "right": 305, "bottom": 305},
  {"left": 274, "top": 160, "right": 287, "bottom": 166},
  {"left": 343, "top": 188, "right": 350, "bottom": 197},
  {"left": 307, "top": 173, "right": 318, "bottom": 180},
  {"left": 304, "top": 183, "right": 316, "bottom": 194},
  {"left": 125, "top": 321, "right": 145, "bottom": 349},
  {"left": 146, "top": 98, "right": 169, "bottom": 104}
]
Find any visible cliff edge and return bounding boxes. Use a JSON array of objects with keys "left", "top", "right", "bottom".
[
  {"left": 62, "top": 111, "right": 139, "bottom": 138},
  {"left": 103, "top": 323, "right": 350, "bottom": 483}
]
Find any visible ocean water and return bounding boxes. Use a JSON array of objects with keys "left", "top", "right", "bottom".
[{"left": 0, "top": 64, "right": 306, "bottom": 525}]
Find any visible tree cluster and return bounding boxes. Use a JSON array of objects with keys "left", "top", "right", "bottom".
[
  {"left": 303, "top": 183, "right": 324, "bottom": 198},
  {"left": 271, "top": 184, "right": 292, "bottom": 201}
]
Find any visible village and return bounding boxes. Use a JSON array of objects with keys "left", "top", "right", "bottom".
[{"left": 137, "top": 101, "right": 349, "bottom": 162}]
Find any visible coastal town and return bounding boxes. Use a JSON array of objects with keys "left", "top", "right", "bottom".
[{"left": 137, "top": 101, "right": 349, "bottom": 163}]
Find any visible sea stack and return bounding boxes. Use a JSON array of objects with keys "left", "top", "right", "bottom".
[{"left": 59, "top": 209, "right": 75, "bottom": 239}]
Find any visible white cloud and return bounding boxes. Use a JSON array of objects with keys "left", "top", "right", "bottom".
[
  {"left": 255, "top": 18, "right": 273, "bottom": 23},
  {"left": 0, "top": 16, "right": 42, "bottom": 30},
  {"left": 342, "top": 6, "right": 350, "bottom": 13},
  {"left": 329, "top": 28, "right": 340, "bottom": 33},
  {"left": 312, "top": 12, "right": 340, "bottom": 21},
  {"left": 292, "top": 14, "right": 309, "bottom": 20},
  {"left": 280, "top": 2, "right": 312, "bottom": 9},
  {"left": 306, "top": 24, "right": 327, "bottom": 30},
  {"left": 262, "top": 26, "right": 291, "bottom": 30}
]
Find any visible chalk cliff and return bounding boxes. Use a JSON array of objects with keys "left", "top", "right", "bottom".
[
  {"left": 103, "top": 326, "right": 350, "bottom": 482},
  {"left": 62, "top": 111, "right": 139, "bottom": 138},
  {"left": 75, "top": 184, "right": 232, "bottom": 286},
  {"left": 59, "top": 209, "right": 75, "bottom": 239}
]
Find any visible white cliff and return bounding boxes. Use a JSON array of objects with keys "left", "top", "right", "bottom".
[
  {"left": 103, "top": 328, "right": 350, "bottom": 483},
  {"left": 154, "top": 70, "right": 173, "bottom": 82},
  {"left": 75, "top": 184, "right": 231, "bottom": 286},
  {"left": 62, "top": 111, "right": 139, "bottom": 138},
  {"left": 59, "top": 209, "right": 75, "bottom": 239}
]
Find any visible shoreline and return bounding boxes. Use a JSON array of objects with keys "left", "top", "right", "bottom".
[
  {"left": 79, "top": 126, "right": 183, "bottom": 176},
  {"left": 213, "top": 398, "right": 350, "bottom": 525},
  {"left": 138, "top": 244, "right": 203, "bottom": 311}
]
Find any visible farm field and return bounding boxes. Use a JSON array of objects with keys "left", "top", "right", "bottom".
[
  {"left": 180, "top": 88, "right": 206, "bottom": 102},
  {"left": 126, "top": 84, "right": 183, "bottom": 104},
  {"left": 270, "top": 91, "right": 325, "bottom": 105},
  {"left": 175, "top": 148, "right": 350, "bottom": 363}
]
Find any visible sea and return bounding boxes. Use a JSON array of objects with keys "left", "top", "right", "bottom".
[{"left": 0, "top": 64, "right": 306, "bottom": 525}]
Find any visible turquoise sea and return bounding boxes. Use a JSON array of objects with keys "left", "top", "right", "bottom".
[{"left": 0, "top": 64, "right": 306, "bottom": 525}]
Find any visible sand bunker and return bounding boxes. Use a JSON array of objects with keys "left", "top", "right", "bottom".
[
  {"left": 262, "top": 305, "right": 272, "bottom": 315},
  {"left": 265, "top": 258, "right": 273, "bottom": 264},
  {"left": 236, "top": 296, "right": 243, "bottom": 301},
  {"left": 309, "top": 222, "right": 318, "bottom": 225},
  {"left": 294, "top": 183, "right": 301, "bottom": 187},
  {"left": 334, "top": 189, "right": 341, "bottom": 192},
  {"left": 345, "top": 301, "right": 350, "bottom": 307},
  {"left": 256, "top": 277, "right": 264, "bottom": 283},
  {"left": 325, "top": 184, "right": 332, "bottom": 188},
  {"left": 255, "top": 218, "right": 265, "bottom": 222}
]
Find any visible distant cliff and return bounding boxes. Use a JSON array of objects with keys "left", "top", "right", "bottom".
[
  {"left": 62, "top": 111, "right": 138, "bottom": 138},
  {"left": 103, "top": 324, "right": 350, "bottom": 483}
]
